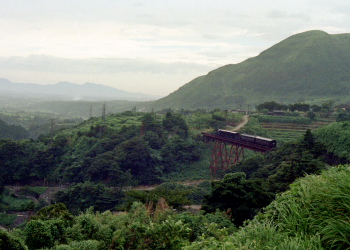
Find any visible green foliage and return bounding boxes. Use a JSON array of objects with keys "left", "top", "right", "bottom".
[
  {"left": 53, "top": 240, "right": 102, "bottom": 250},
  {"left": 0, "top": 111, "right": 206, "bottom": 187},
  {"left": 186, "top": 165, "right": 350, "bottom": 249},
  {"left": 161, "top": 137, "right": 203, "bottom": 173},
  {"left": 115, "top": 136, "right": 161, "bottom": 185},
  {"left": 148, "top": 31, "right": 350, "bottom": 110},
  {"left": 0, "top": 118, "right": 29, "bottom": 140},
  {"left": 0, "top": 213, "right": 17, "bottom": 227},
  {"left": 55, "top": 182, "right": 123, "bottom": 214},
  {"left": 238, "top": 117, "right": 271, "bottom": 137},
  {"left": 336, "top": 112, "right": 350, "bottom": 122},
  {"left": 256, "top": 101, "right": 288, "bottom": 112},
  {"left": 259, "top": 165, "right": 350, "bottom": 249},
  {"left": 8, "top": 163, "right": 350, "bottom": 250},
  {"left": 315, "top": 121, "right": 350, "bottom": 160},
  {"left": 253, "top": 114, "right": 312, "bottom": 124},
  {"left": 17, "top": 186, "right": 48, "bottom": 199},
  {"left": 31, "top": 203, "right": 74, "bottom": 226},
  {"left": 202, "top": 173, "right": 274, "bottom": 226},
  {"left": 289, "top": 103, "right": 311, "bottom": 112},
  {"left": 0, "top": 188, "right": 36, "bottom": 212},
  {"left": 0, "top": 229, "right": 28, "bottom": 250},
  {"left": 176, "top": 211, "right": 235, "bottom": 243},
  {"left": 235, "top": 129, "right": 326, "bottom": 193},
  {"left": 125, "top": 182, "right": 194, "bottom": 210},
  {"left": 184, "top": 220, "right": 323, "bottom": 250},
  {"left": 61, "top": 202, "right": 193, "bottom": 250},
  {"left": 163, "top": 112, "right": 189, "bottom": 138},
  {"left": 25, "top": 219, "right": 61, "bottom": 250}
]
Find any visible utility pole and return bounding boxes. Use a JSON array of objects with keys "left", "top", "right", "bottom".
[
  {"left": 102, "top": 103, "right": 106, "bottom": 120},
  {"left": 89, "top": 105, "right": 92, "bottom": 119},
  {"left": 50, "top": 118, "right": 56, "bottom": 135}
]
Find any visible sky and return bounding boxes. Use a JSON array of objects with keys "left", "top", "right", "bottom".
[{"left": 0, "top": 0, "right": 349, "bottom": 96}]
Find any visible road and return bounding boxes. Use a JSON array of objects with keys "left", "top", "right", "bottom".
[{"left": 232, "top": 115, "right": 249, "bottom": 131}]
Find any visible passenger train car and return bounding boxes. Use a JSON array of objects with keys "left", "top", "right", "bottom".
[
  {"left": 240, "top": 134, "right": 276, "bottom": 148},
  {"left": 217, "top": 129, "right": 276, "bottom": 148},
  {"left": 217, "top": 129, "right": 240, "bottom": 140}
]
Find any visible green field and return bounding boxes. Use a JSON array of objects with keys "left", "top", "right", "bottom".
[{"left": 255, "top": 116, "right": 335, "bottom": 143}]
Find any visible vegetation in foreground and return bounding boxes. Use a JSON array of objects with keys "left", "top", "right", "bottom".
[
  {"left": 1, "top": 165, "right": 349, "bottom": 249},
  {"left": 1, "top": 105, "right": 350, "bottom": 249}
]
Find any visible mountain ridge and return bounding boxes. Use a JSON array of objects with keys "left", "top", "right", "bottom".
[
  {"left": 0, "top": 78, "right": 161, "bottom": 101},
  {"left": 145, "top": 30, "right": 350, "bottom": 110}
]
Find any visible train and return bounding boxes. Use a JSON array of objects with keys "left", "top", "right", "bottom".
[{"left": 217, "top": 129, "right": 276, "bottom": 148}]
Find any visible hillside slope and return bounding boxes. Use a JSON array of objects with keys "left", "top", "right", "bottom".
[{"left": 147, "top": 30, "right": 350, "bottom": 110}]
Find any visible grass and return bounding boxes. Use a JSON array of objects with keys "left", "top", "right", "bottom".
[
  {"left": 253, "top": 115, "right": 312, "bottom": 124},
  {"left": 0, "top": 213, "right": 17, "bottom": 227},
  {"left": 163, "top": 148, "right": 212, "bottom": 182},
  {"left": 1, "top": 188, "right": 35, "bottom": 212},
  {"left": 252, "top": 115, "right": 335, "bottom": 143},
  {"left": 186, "top": 165, "right": 350, "bottom": 249},
  {"left": 260, "top": 165, "right": 350, "bottom": 249},
  {"left": 25, "top": 186, "right": 48, "bottom": 195}
]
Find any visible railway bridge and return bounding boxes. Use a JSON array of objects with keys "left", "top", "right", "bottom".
[{"left": 202, "top": 130, "right": 276, "bottom": 178}]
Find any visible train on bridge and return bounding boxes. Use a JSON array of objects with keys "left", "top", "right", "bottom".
[{"left": 217, "top": 129, "right": 276, "bottom": 148}]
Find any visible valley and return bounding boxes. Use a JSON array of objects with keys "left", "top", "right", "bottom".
[{"left": 1, "top": 29, "right": 350, "bottom": 249}]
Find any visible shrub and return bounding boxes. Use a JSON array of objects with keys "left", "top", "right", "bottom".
[
  {"left": 260, "top": 165, "right": 350, "bottom": 249},
  {"left": 0, "top": 230, "right": 27, "bottom": 250}
]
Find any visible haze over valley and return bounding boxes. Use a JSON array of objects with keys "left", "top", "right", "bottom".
[{"left": 1, "top": 2, "right": 350, "bottom": 249}]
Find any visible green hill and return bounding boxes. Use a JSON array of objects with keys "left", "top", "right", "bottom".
[{"left": 145, "top": 30, "right": 350, "bottom": 110}]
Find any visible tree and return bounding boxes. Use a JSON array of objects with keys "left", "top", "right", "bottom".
[
  {"left": 202, "top": 173, "right": 274, "bottom": 226},
  {"left": 115, "top": 137, "right": 160, "bottom": 184},
  {"left": 256, "top": 101, "right": 287, "bottom": 112},
  {"left": 336, "top": 112, "right": 350, "bottom": 122},
  {"left": 141, "top": 113, "right": 163, "bottom": 137},
  {"left": 289, "top": 103, "right": 310, "bottom": 112},
  {"left": 55, "top": 182, "right": 123, "bottom": 214},
  {"left": 25, "top": 220, "right": 56, "bottom": 249},
  {"left": 31, "top": 203, "right": 74, "bottom": 226},
  {"left": 163, "top": 112, "right": 189, "bottom": 138},
  {"left": 0, "top": 230, "right": 27, "bottom": 250},
  {"left": 307, "top": 111, "right": 316, "bottom": 121}
]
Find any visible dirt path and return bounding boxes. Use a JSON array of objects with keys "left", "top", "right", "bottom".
[
  {"left": 39, "top": 187, "right": 66, "bottom": 204},
  {"left": 232, "top": 115, "right": 249, "bottom": 131},
  {"left": 133, "top": 179, "right": 208, "bottom": 191}
]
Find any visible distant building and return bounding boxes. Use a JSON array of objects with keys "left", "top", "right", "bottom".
[{"left": 268, "top": 110, "right": 285, "bottom": 116}]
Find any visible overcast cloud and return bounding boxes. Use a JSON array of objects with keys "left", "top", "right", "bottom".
[{"left": 0, "top": 0, "right": 349, "bottom": 95}]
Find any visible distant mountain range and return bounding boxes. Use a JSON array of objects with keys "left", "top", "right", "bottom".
[
  {"left": 0, "top": 78, "right": 161, "bottom": 101},
  {"left": 146, "top": 30, "right": 350, "bottom": 110}
]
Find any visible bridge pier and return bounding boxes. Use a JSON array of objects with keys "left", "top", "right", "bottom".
[
  {"left": 202, "top": 131, "right": 275, "bottom": 179},
  {"left": 210, "top": 140, "right": 244, "bottom": 178}
]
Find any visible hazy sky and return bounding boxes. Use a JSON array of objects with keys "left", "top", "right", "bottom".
[{"left": 0, "top": 0, "right": 349, "bottom": 96}]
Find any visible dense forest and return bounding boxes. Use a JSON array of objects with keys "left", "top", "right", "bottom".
[{"left": 1, "top": 104, "right": 350, "bottom": 249}]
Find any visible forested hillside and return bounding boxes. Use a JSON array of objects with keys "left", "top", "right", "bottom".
[
  {"left": 1, "top": 108, "right": 350, "bottom": 249},
  {"left": 145, "top": 30, "right": 350, "bottom": 110},
  {"left": 0, "top": 119, "right": 29, "bottom": 140},
  {"left": 0, "top": 111, "right": 215, "bottom": 188},
  {"left": 1, "top": 166, "right": 349, "bottom": 249}
]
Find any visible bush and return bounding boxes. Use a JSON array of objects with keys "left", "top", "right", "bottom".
[
  {"left": 0, "top": 230, "right": 27, "bottom": 250},
  {"left": 253, "top": 115, "right": 312, "bottom": 124},
  {"left": 0, "top": 213, "right": 17, "bottom": 227},
  {"left": 260, "top": 165, "right": 350, "bottom": 249}
]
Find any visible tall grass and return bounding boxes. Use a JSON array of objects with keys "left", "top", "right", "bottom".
[
  {"left": 185, "top": 165, "right": 350, "bottom": 249},
  {"left": 260, "top": 165, "right": 350, "bottom": 249}
]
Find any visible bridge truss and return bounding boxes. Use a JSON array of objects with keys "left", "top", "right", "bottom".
[
  {"left": 210, "top": 140, "right": 245, "bottom": 177},
  {"left": 202, "top": 132, "right": 273, "bottom": 178}
]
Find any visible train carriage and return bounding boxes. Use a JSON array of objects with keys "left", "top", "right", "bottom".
[
  {"left": 216, "top": 129, "right": 276, "bottom": 148},
  {"left": 240, "top": 133, "right": 276, "bottom": 148},
  {"left": 217, "top": 129, "right": 240, "bottom": 140}
]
